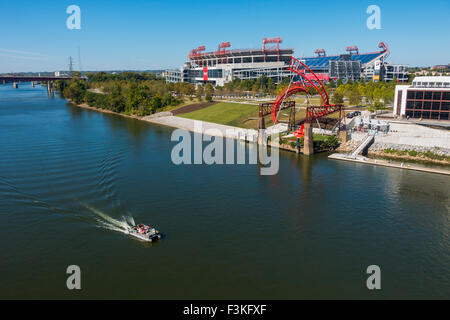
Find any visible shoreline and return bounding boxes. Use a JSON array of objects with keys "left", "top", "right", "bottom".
[
  {"left": 69, "top": 100, "right": 450, "bottom": 174},
  {"left": 337, "top": 145, "right": 450, "bottom": 166},
  {"left": 367, "top": 151, "right": 450, "bottom": 166},
  {"left": 70, "top": 101, "right": 315, "bottom": 154},
  {"left": 68, "top": 100, "right": 258, "bottom": 142},
  {"left": 70, "top": 101, "right": 143, "bottom": 120},
  {"left": 329, "top": 153, "right": 450, "bottom": 176}
]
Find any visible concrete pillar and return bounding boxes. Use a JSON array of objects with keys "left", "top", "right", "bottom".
[
  {"left": 257, "top": 115, "right": 266, "bottom": 145},
  {"left": 258, "top": 129, "right": 266, "bottom": 146},
  {"left": 13, "top": 82, "right": 18, "bottom": 89},
  {"left": 338, "top": 130, "right": 349, "bottom": 143},
  {"left": 258, "top": 115, "right": 265, "bottom": 131},
  {"left": 303, "top": 123, "right": 314, "bottom": 155}
]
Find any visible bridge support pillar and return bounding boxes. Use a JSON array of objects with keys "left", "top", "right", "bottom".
[
  {"left": 13, "top": 82, "right": 18, "bottom": 89},
  {"left": 339, "top": 130, "right": 349, "bottom": 143},
  {"left": 303, "top": 123, "right": 314, "bottom": 156},
  {"left": 257, "top": 112, "right": 266, "bottom": 145},
  {"left": 47, "top": 82, "right": 54, "bottom": 93}
]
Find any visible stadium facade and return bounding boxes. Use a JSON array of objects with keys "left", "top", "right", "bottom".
[{"left": 165, "top": 38, "right": 408, "bottom": 86}]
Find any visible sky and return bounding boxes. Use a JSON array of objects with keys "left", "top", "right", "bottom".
[{"left": 0, "top": 0, "right": 449, "bottom": 73}]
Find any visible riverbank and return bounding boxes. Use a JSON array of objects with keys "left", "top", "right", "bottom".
[
  {"left": 144, "top": 114, "right": 258, "bottom": 141},
  {"left": 71, "top": 101, "right": 334, "bottom": 154},
  {"left": 69, "top": 101, "right": 143, "bottom": 120},
  {"left": 70, "top": 101, "right": 450, "bottom": 170},
  {"left": 69, "top": 100, "right": 259, "bottom": 142},
  {"left": 337, "top": 139, "right": 450, "bottom": 166},
  {"left": 329, "top": 153, "right": 450, "bottom": 176}
]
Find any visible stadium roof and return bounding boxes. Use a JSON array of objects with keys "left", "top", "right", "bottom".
[{"left": 302, "top": 52, "right": 386, "bottom": 71}]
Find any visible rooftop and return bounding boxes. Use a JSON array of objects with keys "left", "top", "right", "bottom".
[
  {"left": 411, "top": 76, "right": 450, "bottom": 89},
  {"left": 413, "top": 76, "right": 450, "bottom": 83}
]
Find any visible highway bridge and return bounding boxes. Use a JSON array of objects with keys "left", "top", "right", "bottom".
[
  {"left": 0, "top": 75, "right": 77, "bottom": 83},
  {"left": 0, "top": 75, "right": 87, "bottom": 83}
]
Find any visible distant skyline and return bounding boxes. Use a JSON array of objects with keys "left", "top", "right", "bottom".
[{"left": 0, "top": 0, "right": 449, "bottom": 73}]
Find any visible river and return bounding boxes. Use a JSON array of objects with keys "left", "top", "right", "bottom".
[{"left": 0, "top": 83, "right": 449, "bottom": 299}]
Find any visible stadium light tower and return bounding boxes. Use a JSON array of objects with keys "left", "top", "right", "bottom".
[
  {"left": 196, "top": 46, "right": 206, "bottom": 66},
  {"left": 263, "top": 37, "right": 282, "bottom": 62},
  {"left": 378, "top": 42, "right": 390, "bottom": 59},
  {"left": 346, "top": 46, "right": 359, "bottom": 55},
  {"left": 216, "top": 42, "right": 231, "bottom": 63},
  {"left": 315, "top": 49, "right": 326, "bottom": 57},
  {"left": 188, "top": 45, "right": 206, "bottom": 67}
]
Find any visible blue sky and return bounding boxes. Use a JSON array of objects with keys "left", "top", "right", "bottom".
[{"left": 0, "top": 0, "right": 448, "bottom": 72}]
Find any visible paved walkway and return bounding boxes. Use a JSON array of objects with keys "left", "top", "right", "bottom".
[
  {"left": 143, "top": 115, "right": 258, "bottom": 142},
  {"left": 350, "top": 134, "right": 374, "bottom": 157}
]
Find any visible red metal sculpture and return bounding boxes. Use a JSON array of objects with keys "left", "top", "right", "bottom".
[{"left": 270, "top": 56, "right": 343, "bottom": 138}]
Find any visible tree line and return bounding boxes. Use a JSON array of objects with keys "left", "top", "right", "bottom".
[
  {"left": 329, "top": 78, "right": 398, "bottom": 109},
  {"left": 182, "top": 75, "right": 399, "bottom": 110},
  {"left": 57, "top": 72, "right": 181, "bottom": 116},
  {"left": 58, "top": 71, "right": 401, "bottom": 116}
]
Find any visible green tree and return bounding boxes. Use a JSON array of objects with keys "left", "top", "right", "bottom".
[
  {"left": 150, "top": 96, "right": 162, "bottom": 113},
  {"left": 332, "top": 91, "right": 344, "bottom": 104},
  {"left": 267, "top": 78, "right": 276, "bottom": 94},
  {"left": 162, "top": 92, "right": 175, "bottom": 107},
  {"left": 205, "top": 83, "right": 214, "bottom": 95},
  {"left": 328, "top": 79, "right": 336, "bottom": 89},
  {"left": 349, "top": 87, "right": 362, "bottom": 105},
  {"left": 63, "top": 80, "right": 86, "bottom": 104},
  {"left": 196, "top": 86, "right": 204, "bottom": 101}
]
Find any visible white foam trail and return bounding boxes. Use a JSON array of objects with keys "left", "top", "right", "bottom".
[
  {"left": 83, "top": 204, "right": 134, "bottom": 234},
  {"left": 95, "top": 219, "right": 130, "bottom": 235},
  {"left": 126, "top": 215, "right": 135, "bottom": 226}
]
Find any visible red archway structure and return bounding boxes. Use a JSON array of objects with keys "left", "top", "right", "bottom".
[
  {"left": 271, "top": 57, "right": 332, "bottom": 124},
  {"left": 269, "top": 57, "right": 344, "bottom": 139}
]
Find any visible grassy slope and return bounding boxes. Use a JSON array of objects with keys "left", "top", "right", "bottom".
[
  {"left": 178, "top": 99, "right": 350, "bottom": 129},
  {"left": 179, "top": 102, "right": 259, "bottom": 128}
]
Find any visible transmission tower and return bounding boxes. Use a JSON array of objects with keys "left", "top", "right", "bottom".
[
  {"left": 69, "top": 56, "right": 73, "bottom": 77},
  {"left": 78, "top": 47, "right": 83, "bottom": 74}
]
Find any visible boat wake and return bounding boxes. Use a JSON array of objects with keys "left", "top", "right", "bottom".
[{"left": 83, "top": 203, "right": 135, "bottom": 235}]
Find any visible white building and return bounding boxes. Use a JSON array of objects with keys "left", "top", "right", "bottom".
[{"left": 394, "top": 76, "right": 450, "bottom": 120}]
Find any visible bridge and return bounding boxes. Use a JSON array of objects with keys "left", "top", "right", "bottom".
[{"left": 0, "top": 75, "right": 75, "bottom": 83}]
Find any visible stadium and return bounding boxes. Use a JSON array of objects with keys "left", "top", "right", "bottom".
[{"left": 165, "top": 38, "right": 408, "bottom": 86}]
